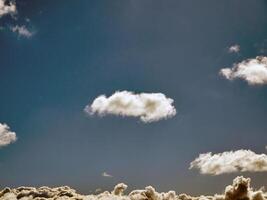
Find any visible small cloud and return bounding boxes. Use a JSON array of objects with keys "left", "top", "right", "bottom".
[
  {"left": 11, "top": 25, "right": 34, "bottom": 38},
  {"left": 254, "top": 39, "right": 267, "bottom": 54},
  {"left": 85, "top": 91, "right": 176, "bottom": 123},
  {"left": 228, "top": 44, "right": 240, "bottom": 53},
  {"left": 25, "top": 17, "right": 30, "bottom": 23},
  {"left": 219, "top": 56, "right": 267, "bottom": 85},
  {"left": 95, "top": 188, "right": 102, "bottom": 194},
  {"left": 102, "top": 172, "right": 113, "bottom": 178},
  {"left": 190, "top": 149, "right": 267, "bottom": 175},
  {"left": 0, "top": 0, "right": 16, "bottom": 18},
  {"left": 0, "top": 123, "right": 17, "bottom": 147}
]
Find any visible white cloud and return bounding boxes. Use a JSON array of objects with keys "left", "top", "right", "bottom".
[
  {"left": 0, "top": 1, "right": 34, "bottom": 39},
  {"left": 0, "top": 0, "right": 16, "bottom": 18},
  {"left": 190, "top": 149, "right": 267, "bottom": 175},
  {"left": 102, "top": 172, "right": 113, "bottom": 178},
  {"left": 0, "top": 123, "right": 17, "bottom": 147},
  {"left": 228, "top": 45, "right": 240, "bottom": 53},
  {"left": 11, "top": 25, "right": 34, "bottom": 38},
  {"left": 0, "top": 177, "right": 266, "bottom": 200},
  {"left": 220, "top": 56, "right": 267, "bottom": 85},
  {"left": 85, "top": 91, "right": 176, "bottom": 123}
]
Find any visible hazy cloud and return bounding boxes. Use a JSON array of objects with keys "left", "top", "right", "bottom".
[
  {"left": 11, "top": 25, "right": 33, "bottom": 38},
  {"left": 220, "top": 56, "right": 267, "bottom": 85},
  {"left": 228, "top": 45, "right": 240, "bottom": 53},
  {"left": 102, "top": 172, "right": 113, "bottom": 178},
  {"left": 0, "top": 123, "right": 17, "bottom": 147},
  {"left": 190, "top": 149, "right": 267, "bottom": 175},
  {"left": 0, "top": 176, "right": 266, "bottom": 200},
  {"left": 0, "top": 0, "right": 16, "bottom": 18},
  {"left": 85, "top": 91, "right": 176, "bottom": 123}
]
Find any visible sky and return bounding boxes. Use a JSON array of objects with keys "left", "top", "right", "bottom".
[{"left": 0, "top": 0, "right": 267, "bottom": 196}]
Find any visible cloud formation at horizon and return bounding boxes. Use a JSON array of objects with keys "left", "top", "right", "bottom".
[
  {"left": 85, "top": 91, "right": 176, "bottom": 123},
  {"left": 190, "top": 149, "right": 267, "bottom": 175},
  {"left": 0, "top": 123, "right": 17, "bottom": 147},
  {"left": 0, "top": 176, "right": 266, "bottom": 200},
  {"left": 220, "top": 56, "right": 267, "bottom": 85}
]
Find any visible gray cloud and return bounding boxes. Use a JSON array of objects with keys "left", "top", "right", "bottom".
[
  {"left": 190, "top": 149, "right": 267, "bottom": 175},
  {"left": 0, "top": 123, "right": 17, "bottom": 147},
  {"left": 220, "top": 56, "right": 267, "bottom": 85},
  {"left": 0, "top": 176, "right": 266, "bottom": 200},
  {"left": 0, "top": 0, "right": 16, "bottom": 18},
  {"left": 85, "top": 91, "right": 176, "bottom": 123}
]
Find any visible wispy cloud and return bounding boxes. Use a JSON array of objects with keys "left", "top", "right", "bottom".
[
  {"left": 85, "top": 91, "right": 176, "bottom": 123},
  {"left": 0, "top": 123, "right": 17, "bottom": 147},
  {"left": 190, "top": 149, "right": 267, "bottom": 175},
  {"left": 10, "top": 25, "right": 34, "bottom": 38},
  {"left": 220, "top": 56, "right": 267, "bottom": 85},
  {"left": 102, "top": 172, "right": 113, "bottom": 178},
  {"left": 228, "top": 44, "right": 240, "bottom": 53},
  {"left": 0, "top": 0, "right": 16, "bottom": 18}
]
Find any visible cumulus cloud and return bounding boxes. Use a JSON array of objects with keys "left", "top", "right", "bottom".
[
  {"left": 85, "top": 91, "right": 176, "bottom": 123},
  {"left": 0, "top": 176, "right": 266, "bottom": 200},
  {"left": 190, "top": 149, "right": 267, "bottom": 175},
  {"left": 10, "top": 25, "right": 34, "bottom": 38},
  {"left": 228, "top": 45, "right": 240, "bottom": 53},
  {"left": 220, "top": 56, "right": 267, "bottom": 85},
  {"left": 102, "top": 172, "right": 113, "bottom": 178},
  {"left": 0, "top": 0, "right": 16, "bottom": 18},
  {"left": 0, "top": 123, "right": 17, "bottom": 147}
]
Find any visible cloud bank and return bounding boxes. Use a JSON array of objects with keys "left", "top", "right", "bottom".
[
  {"left": 85, "top": 91, "right": 176, "bottom": 123},
  {"left": 0, "top": 176, "right": 266, "bottom": 200},
  {"left": 0, "top": 0, "right": 16, "bottom": 18},
  {"left": 190, "top": 149, "right": 267, "bottom": 175},
  {"left": 220, "top": 56, "right": 267, "bottom": 85},
  {"left": 228, "top": 45, "right": 240, "bottom": 53},
  {"left": 0, "top": 123, "right": 17, "bottom": 147}
]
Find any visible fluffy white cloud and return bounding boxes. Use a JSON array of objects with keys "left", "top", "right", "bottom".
[
  {"left": 102, "top": 172, "right": 113, "bottom": 178},
  {"left": 228, "top": 45, "right": 240, "bottom": 53},
  {"left": 220, "top": 56, "right": 267, "bottom": 85},
  {"left": 85, "top": 91, "right": 176, "bottom": 123},
  {"left": 190, "top": 149, "right": 267, "bottom": 175},
  {"left": 0, "top": 0, "right": 16, "bottom": 18},
  {"left": 0, "top": 176, "right": 266, "bottom": 200},
  {"left": 0, "top": 123, "right": 17, "bottom": 147},
  {"left": 11, "top": 25, "right": 33, "bottom": 38}
]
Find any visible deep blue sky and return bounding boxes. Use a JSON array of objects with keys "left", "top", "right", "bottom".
[{"left": 0, "top": 0, "right": 267, "bottom": 195}]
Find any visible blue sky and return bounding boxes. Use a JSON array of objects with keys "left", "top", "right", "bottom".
[{"left": 0, "top": 0, "right": 267, "bottom": 195}]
